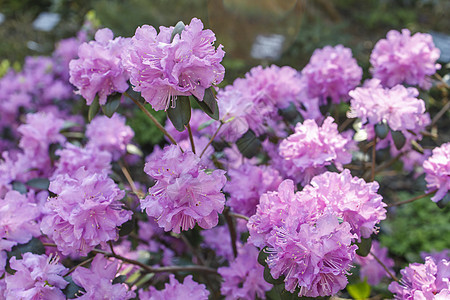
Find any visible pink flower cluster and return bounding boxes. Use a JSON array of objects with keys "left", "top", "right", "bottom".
[
  {"left": 69, "top": 28, "right": 130, "bottom": 105},
  {"left": 370, "top": 29, "right": 441, "bottom": 89},
  {"left": 41, "top": 168, "right": 132, "bottom": 256},
  {"left": 123, "top": 18, "right": 225, "bottom": 111},
  {"left": 279, "top": 117, "right": 353, "bottom": 185},
  {"left": 423, "top": 142, "right": 450, "bottom": 202},
  {"left": 141, "top": 145, "right": 226, "bottom": 233},
  {"left": 302, "top": 45, "right": 362, "bottom": 104},
  {"left": 389, "top": 256, "right": 449, "bottom": 299}
]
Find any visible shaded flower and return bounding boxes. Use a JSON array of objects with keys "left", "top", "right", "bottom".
[
  {"left": 140, "top": 274, "right": 209, "bottom": 300},
  {"left": 423, "top": 143, "right": 450, "bottom": 202},
  {"left": 370, "top": 29, "right": 441, "bottom": 89},
  {"left": 302, "top": 45, "right": 362, "bottom": 104},
  {"left": 218, "top": 243, "right": 272, "bottom": 299}
]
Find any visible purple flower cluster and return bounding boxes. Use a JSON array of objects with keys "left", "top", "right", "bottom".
[
  {"left": 123, "top": 18, "right": 225, "bottom": 111},
  {"left": 423, "top": 142, "right": 450, "bottom": 202},
  {"left": 69, "top": 28, "right": 130, "bottom": 105},
  {"left": 140, "top": 274, "right": 209, "bottom": 299},
  {"left": 370, "top": 29, "right": 441, "bottom": 89},
  {"left": 389, "top": 256, "right": 449, "bottom": 299},
  {"left": 41, "top": 168, "right": 132, "bottom": 256},
  {"left": 224, "top": 163, "right": 282, "bottom": 217},
  {"left": 218, "top": 243, "right": 272, "bottom": 299},
  {"left": 302, "top": 45, "right": 362, "bottom": 104},
  {"left": 72, "top": 254, "right": 135, "bottom": 299},
  {"left": 86, "top": 114, "right": 134, "bottom": 160},
  {"left": 141, "top": 145, "right": 226, "bottom": 233},
  {"left": 279, "top": 117, "right": 353, "bottom": 185},
  {"left": 3, "top": 253, "right": 68, "bottom": 299}
]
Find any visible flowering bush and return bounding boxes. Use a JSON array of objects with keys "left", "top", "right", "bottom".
[{"left": 0, "top": 15, "right": 448, "bottom": 300}]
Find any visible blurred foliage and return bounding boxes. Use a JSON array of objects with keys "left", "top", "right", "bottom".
[
  {"left": 126, "top": 105, "right": 166, "bottom": 149},
  {"left": 380, "top": 191, "right": 450, "bottom": 264}
]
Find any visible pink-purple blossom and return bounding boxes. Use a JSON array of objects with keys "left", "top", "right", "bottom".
[
  {"left": 218, "top": 243, "right": 272, "bottom": 299},
  {"left": 370, "top": 29, "right": 441, "bottom": 89},
  {"left": 41, "top": 168, "right": 132, "bottom": 256},
  {"left": 302, "top": 45, "right": 362, "bottom": 104},
  {"left": 72, "top": 254, "right": 135, "bottom": 300},
  {"left": 86, "top": 114, "right": 134, "bottom": 160},
  {"left": 69, "top": 28, "right": 130, "bottom": 105},
  {"left": 354, "top": 241, "right": 394, "bottom": 285},
  {"left": 224, "top": 163, "right": 283, "bottom": 217},
  {"left": 423, "top": 143, "right": 450, "bottom": 202},
  {"left": 278, "top": 117, "right": 353, "bottom": 185},
  {"left": 4, "top": 253, "right": 68, "bottom": 300},
  {"left": 140, "top": 274, "right": 209, "bottom": 299},
  {"left": 142, "top": 145, "right": 226, "bottom": 233},
  {"left": 389, "top": 256, "right": 450, "bottom": 299},
  {"left": 123, "top": 18, "right": 225, "bottom": 111}
]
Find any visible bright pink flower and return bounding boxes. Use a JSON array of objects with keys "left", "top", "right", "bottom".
[{"left": 370, "top": 29, "right": 441, "bottom": 89}]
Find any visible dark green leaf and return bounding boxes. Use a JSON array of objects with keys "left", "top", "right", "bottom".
[
  {"left": 170, "top": 21, "right": 185, "bottom": 42},
  {"left": 356, "top": 237, "right": 372, "bottom": 257},
  {"left": 112, "top": 275, "right": 127, "bottom": 284},
  {"left": 88, "top": 96, "right": 100, "bottom": 122},
  {"left": 375, "top": 122, "right": 389, "bottom": 139},
  {"left": 63, "top": 276, "right": 86, "bottom": 299},
  {"left": 347, "top": 278, "right": 371, "bottom": 299},
  {"left": 26, "top": 178, "right": 50, "bottom": 190},
  {"left": 167, "top": 96, "right": 191, "bottom": 132},
  {"left": 258, "top": 246, "right": 269, "bottom": 266},
  {"left": 391, "top": 130, "right": 406, "bottom": 150},
  {"left": 119, "top": 219, "right": 134, "bottom": 236},
  {"left": 101, "top": 97, "right": 121, "bottom": 118},
  {"left": 8, "top": 238, "right": 45, "bottom": 259},
  {"left": 279, "top": 103, "right": 303, "bottom": 125},
  {"left": 437, "top": 193, "right": 450, "bottom": 209},
  {"left": 264, "top": 265, "right": 285, "bottom": 285},
  {"left": 12, "top": 181, "right": 27, "bottom": 194},
  {"left": 194, "top": 87, "right": 220, "bottom": 120},
  {"left": 236, "top": 129, "right": 262, "bottom": 158}
]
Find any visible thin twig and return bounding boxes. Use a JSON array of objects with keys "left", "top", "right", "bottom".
[
  {"left": 118, "top": 160, "right": 144, "bottom": 199},
  {"left": 338, "top": 118, "right": 354, "bottom": 132},
  {"left": 124, "top": 91, "right": 179, "bottom": 147},
  {"left": 363, "top": 152, "right": 404, "bottom": 179},
  {"left": 186, "top": 123, "right": 196, "bottom": 154},
  {"left": 109, "top": 241, "right": 117, "bottom": 256},
  {"left": 431, "top": 101, "right": 450, "bottom": 127},
  {"left": 370, "top": 251, "right": 399, "bottom": 282},
  {"left": 434, "top": 73, "right": 449, "bottom": 88},
  {"left": 224, "top": 208, "right": 238, "bottom": 258},
  {"left": 228, "top": 212, "right": 250, "bottom": 221},
  {"left": 64, "top": 257, "right": 94, "bottom": 277},
  {"left": 387, "top": 190, "right": 436, "bottom": 208},
  {"left": 180, "top": 233, "right": 206, "bottom": 266},
  {"left": 200, "top": 122, "right": 223, "bottom": 159}
]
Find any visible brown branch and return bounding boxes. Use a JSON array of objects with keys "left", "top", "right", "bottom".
[
  {"left": 224, "top": 208, "right": 238, "bottom": 258},
  {"left": 200, "top": 121, "right": 223, "bottom": 159},
  {"left": 186, "top": 123, "right": 196, "bottom": 154},
  {"left": 228, "top": 212, "right": 250, "bottom": 221},
  {"left": 118, "top": 160, "right": 144, "bottom": 199},
  {"left": 387, "top": 190, "right": 436, "bottom": 208},
  {"left": 64, "top": 257, "right": 94, "bottom": 277},
  {"left": 370, "top": 251, "right": 399, "bottom": 282},
  {"left": 370, "top": 136, "right": 377, "bottom": 182},
  {"left": 431, "top": 101, "right": 450, "bottom": 128}
]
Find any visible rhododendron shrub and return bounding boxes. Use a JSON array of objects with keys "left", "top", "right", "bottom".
[{"left": 0, "top": 15, "right": 448, "bottom": 300}]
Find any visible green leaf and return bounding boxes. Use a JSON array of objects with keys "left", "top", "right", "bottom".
[
  {"left": 197, "top": 119, "right": 215, "bottom": 131},
  {"left": 167, "top": 96, "right": 191, "bottom": 132},
  {"left": 88, "top": 96, "right": 100, "bottom": 122},
  {"left": 170, "top": 21, "right": 185, "bottom": 42},
  {"left": 26, "top": 178, "right": 50, "bottom": 190},
  {"left": 63, "top": 276, "right": 86, "bottom": 299},
  {"left": 279, "top": 103, "right": 303, "bottom": 125},
  {"left": 356, "top": 237, "right": 372, "bottom": 257},
  {"left": 375, "top": 122, "right": 389, "bottom": 139},
  {"left": 112, "top": 275, "right": 127, "bottom": 284},
  {"left": 347, "top": 279, "right": 371, "bottom": 299},
  {"left": 126, "top": 144, "right": 143, "bottom": 157},
  {"left": 12, "top": 181, "right": 27, "bottom": 194},
  {"left": 8, "top": 238, "right": 45, "bottom": 259},
  {"left": 263, "top": 265, "right": 285, "bottom": 285},
  {"left": 119, "top": 219, "right": 134, "bottom": 237},
  {"left": 258, "top": 246, "right": 269, "bottom": 266},
  {"left": 236, "top": 129, "right": 262, "bottom": 158},
  {"left": 60, "top": 121, "right": 81, "bottom": 131},
  {"left": 194, "top": 87, "right": 220, "bottom": 120},
  {"left": 101, "top": 97, "right": 120, "bottom": 118},
  {"left": 391, "top": 130, "right": 406, "bottom": 150}
]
